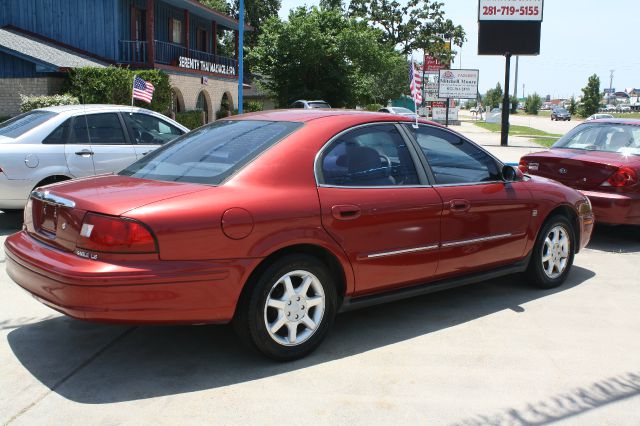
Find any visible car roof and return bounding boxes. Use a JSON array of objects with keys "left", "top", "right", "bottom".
[
  {"left": 37, "top": 104, "right": 160, "bottom": 114},
  {"left": 227, "top": 109, "right": 433, "bottom": 125},
  {"left": 587, "top": 118, "right": 640, "bottom": 125}
]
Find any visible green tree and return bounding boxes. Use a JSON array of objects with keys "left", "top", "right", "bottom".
[
  {"left": 197, "top": 0, "right": 229, "bottom": 13},
  {"left": 578, "top": 74, "right": 602, "bottom": 118},
  {"left": 510, "top": 95, "right": 518, "bottom": 113},
  {"left": 567, "top": 96, "right": 578, "bottom": 115},
  {"left": 525, "top": 93, "right": 542, "bottom": 115},
  {"left": 483, "top": 83, "right": 503, "bottom": 110},
  {"left": 320, "top": 0, "right": 344, "bottom": 10},
  {"left": 347, "top": 0, "right": 465, "bottom": 59},
  {"left": 248, "top": 7, "right": 407, "bottom": 107}
]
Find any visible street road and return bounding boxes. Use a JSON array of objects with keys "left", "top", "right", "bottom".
[
  {"left": 509, "top": 113, "right": 582, "bottom": 135},
  {"left": 1, "top": 204, "right": 639, "bottom": 425}
]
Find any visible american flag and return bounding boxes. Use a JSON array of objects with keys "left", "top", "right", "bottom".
[
  {"left": 409, "top": 62, "right": 423, "bottom": 104},
  {"left": 132, "top": 76, "right": 155, "bottom": 103}
]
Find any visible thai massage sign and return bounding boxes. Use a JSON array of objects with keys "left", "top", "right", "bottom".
[
  {"left": 178, "top": 56, "right": 236, "bottom": 76},
  {"left": 437, "top": 69, "right": 480, "bottom": 99}
]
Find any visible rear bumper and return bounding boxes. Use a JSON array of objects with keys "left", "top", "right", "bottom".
[
  {"left": 581, "top": 190, "right": 640, "bottom": 225},
  {"left": 4, "top": 231, "right": 255, "bottom": 324}
]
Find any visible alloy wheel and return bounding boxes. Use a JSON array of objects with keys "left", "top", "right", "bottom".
[
  {"left": 263, "top": 270, "right": 326, "bottom": 346},
  {"left": 541, "top": 225, "right": 570, "bottom": 279}
]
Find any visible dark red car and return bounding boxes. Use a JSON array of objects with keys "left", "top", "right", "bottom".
[
  {"left": 5, "top": 110, "right": 594, "bottom": 360},
  {"left": 520, "top": 119, "right": 640, "bottom": 225}
]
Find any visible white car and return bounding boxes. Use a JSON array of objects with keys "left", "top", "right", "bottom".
[
  {"left": 617, "top": 104, "right": 631, "bottom": 113},
  {"left": 0, "top": 105, "right": 188, "bottom": 211},
  {"left": 378, "top": 106, "right": 417, "bottom": 117},
  {"left": 586, "top": 113, "right": 614, "bottom": 121}
]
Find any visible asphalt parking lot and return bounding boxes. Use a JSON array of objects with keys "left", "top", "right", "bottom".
[{"left": 1, "top": 201, "right": 640, "bottom": 425}]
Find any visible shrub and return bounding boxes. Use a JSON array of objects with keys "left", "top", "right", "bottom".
[
  {"left": 66, "top": 67, "right": 171, "bottom": 114},
  {"left": 525, "top": 93, "right": 542, "bottom": 115},
  {"left": 175, "top": 110, "right": 205, "bottom": 130},
  {"left": 363, "top": 103, "right": 383, "bottom": 112},
  {"left": 19, "top": 94, "right": 79, "bottom": 112},
  {"left": 243, "top": 101, "right": 264, "bottom": 113}
]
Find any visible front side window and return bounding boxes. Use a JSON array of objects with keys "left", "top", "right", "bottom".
[
  {"left": 0, "top": 111, "right": 57, "bottom": 139},
  {"left": 407, "top": 125, "right": 500, "bottom": 185},
  {"left": 123, "top": 113, "right": 183, "bottom": 145},
  {"left": 320, "top": 124, "right": 419, "bottom": 187},
  {"left": 120, "top": 120, "right": 302, "bottom": 184},
  {"left": 553, "top": 123, "right": 639, "bottom": 155}
]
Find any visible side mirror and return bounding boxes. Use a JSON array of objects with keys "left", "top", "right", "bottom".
[{"left": 502, "top": 165, "right": 524, "bottom": 182}]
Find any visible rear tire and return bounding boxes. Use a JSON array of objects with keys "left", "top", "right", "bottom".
[
  {"left": 233, "top": 255, "right": 337, "bottom": 361},
  {"left": 527, "top": 215, "right": 575, "bottom": 289}
]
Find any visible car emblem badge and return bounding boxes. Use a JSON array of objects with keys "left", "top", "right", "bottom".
[
  {"left": 61, "top": 222, "right": 67, "bottom": 230},
  {"left": 559, "top": 168, "right": 568, "bottom": 175}
]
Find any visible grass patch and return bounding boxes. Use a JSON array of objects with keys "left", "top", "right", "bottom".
[
  {"left": 527, "top": 110, "right": 551, "bottom": 117},
  {"left": 610, "top": 112, "right": 640, "bottom": 119},
  {"left": 474, "top": 122, "right": 561, "bottom": 147}
]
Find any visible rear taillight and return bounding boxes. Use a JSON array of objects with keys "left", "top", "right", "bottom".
[
  {"left": 518, "top": 160, "right": 528, "bottom": 173},
  {"left": 77, "top": 213, "right": 157, "bottom": 253},
  {"left": 602, "top": 167, "right": 638, "bottom": 188}
]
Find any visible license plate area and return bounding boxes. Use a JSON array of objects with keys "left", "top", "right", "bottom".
[{"left": 35, "top": 201, "right": 58, "bottom": 236}]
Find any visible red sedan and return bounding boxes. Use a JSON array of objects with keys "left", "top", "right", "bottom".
[
  {"left": 5, "top": 110, "right": 593, "bottom": 360},
  {"left": 520, "top": 119, "right": 640, "bottom": 225}
]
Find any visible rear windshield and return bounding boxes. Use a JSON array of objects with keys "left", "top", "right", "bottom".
[
  {"left": 0, "top": 111, "right": 57, "bottom": 139},
  {"left": 119, "top": 120, "right": 302, "bottom": 184},
  {"left": 553, "top": 123, "right": 640, "bottom": 155}
]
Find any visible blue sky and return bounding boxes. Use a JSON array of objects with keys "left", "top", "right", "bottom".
[{"left": 278, "top": 0, "right": 639, "bottom": 99}]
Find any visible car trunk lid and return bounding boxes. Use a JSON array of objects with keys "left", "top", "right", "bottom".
[
  {"left": 24, "top": 175, "right": 208, "bottom": 252},
  {"left": 521, "top": 149, "right": 631, "bottom": 190}
]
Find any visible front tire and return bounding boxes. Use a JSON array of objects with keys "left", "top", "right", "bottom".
[
  {"left": 233, "top": 255, "right": 338, "bottom": 361},
  {"left": 527, "top": 215, "right": 575, "bottom": 289}
]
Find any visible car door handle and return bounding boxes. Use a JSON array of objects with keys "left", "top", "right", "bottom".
[
  {"left": 449, "top": 199, "right": 471, "bottom": 213},
  {"left": 331, "top": 205, "right": 361, "bottom": 220},
  {"left": 142, "top": 150, "right": 152, "bottom": 156},
  {"left": 75, "top": 150, "right": 94, "bottom": 157}
]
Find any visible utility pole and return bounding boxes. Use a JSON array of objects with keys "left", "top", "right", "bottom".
[
  {"left": 514, "top": 56, "right": 519, "bottom": 99},
  {"left": 501, "top": 53, "right": 512, "bottom": 147},
  {"left": 609, "top": 69, "right": 615, "bottom": 105}
]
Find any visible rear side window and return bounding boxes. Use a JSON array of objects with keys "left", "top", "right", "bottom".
[
  {"left": 0, "top": 111, "right": 57, "bottom": 138},
  {"left": 84, "top": 113, "right": 127, "bottom": 144},
  {"left": 319, "top": 124, "right": 419, "bottom": 186},
  {"left": 119, "top": 120, "right": 302, "bottom": 184},
  {"left": 43, "top": 118, "right": 72, "bottom": 144}
]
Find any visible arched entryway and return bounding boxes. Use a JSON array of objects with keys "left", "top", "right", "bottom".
[
  {"left": 170, "top": 88, "right": 185, "bottom": 116},
  {"left": 218, "top": 91, "right": 234, "bottom": 119},
  {"left": 196, "top": 91, "right": 209, "bottom": 123}
]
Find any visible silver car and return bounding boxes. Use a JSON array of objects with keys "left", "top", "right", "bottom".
[{"left": 0, "top": 105, "right": 188, "bottom": 210}]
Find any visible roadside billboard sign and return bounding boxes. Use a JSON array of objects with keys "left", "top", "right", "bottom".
[
  {"left": 437, "top": 69, "right": 479, "bottom": 99},
  {"left": 424, "top": 74, "right": 446, "bottom": 102},
  {"left": 479, "top": 0, "right": 544, "bottom": 22}
]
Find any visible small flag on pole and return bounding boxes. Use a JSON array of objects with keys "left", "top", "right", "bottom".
[{"left": 132, "top": 76, "right": 155, "bottom": 104}]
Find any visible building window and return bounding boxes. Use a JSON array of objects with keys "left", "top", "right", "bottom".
[
  {"left": 196, "top": 28, "right": 208, "bottom": 52},
  {"left": 132, "top": 8, "right": 146, "bottom": 41},
  {"left": 169, "top": 18, "right": 182, "bottom": 44}
]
